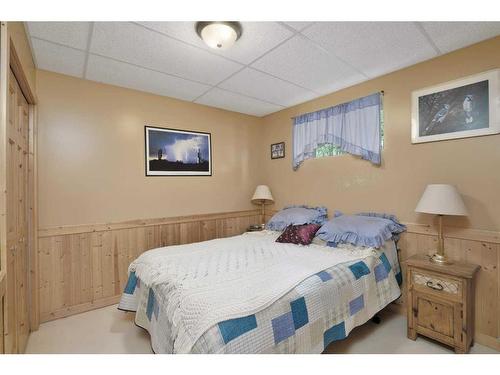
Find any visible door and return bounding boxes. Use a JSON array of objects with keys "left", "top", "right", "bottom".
[{"left": 4, "top": 69, "right": 29, "bottom": 353}]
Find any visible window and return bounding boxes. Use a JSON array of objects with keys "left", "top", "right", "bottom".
[
  {"left": 314, "top": 107, "right": 384, "bottom": 159},
  {"left": 293, "top": 92, "right": 383, "bottom": 169}
]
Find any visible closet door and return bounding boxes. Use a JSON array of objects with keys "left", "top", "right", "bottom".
[{"left": 4, "top": 69, "right": 29, "bottom": 353}]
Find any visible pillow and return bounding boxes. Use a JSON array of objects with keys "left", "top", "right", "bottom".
[
  {"left": 316, "top": 214, "right": 406, "bottom": 248},
  {"left": 266, "top": 205, "right": 328, "bottom": 231},
  {"left": 356, "top": 212, "right": 407, "bottom": 234},
  {"left": 276, "top": 224, "right": 321, "bottom": 245}
]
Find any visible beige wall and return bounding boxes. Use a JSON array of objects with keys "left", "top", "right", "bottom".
[
  {"left": 37, "top": 36, "right": 500, "bottom": 231},
  {"left": 36, "top": 71, "right": 263, "bottom": 227},
  {"left": 260, "top": 36, "right": 500, "bottom": 231}
]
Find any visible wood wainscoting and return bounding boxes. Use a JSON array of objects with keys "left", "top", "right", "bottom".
[
  {"left": 263, "top": 212, "right": 500, "bottom": 351},
  {"left": 37, "top": 210, "right": 261, "bottom": 323},
  {"left": 37, "top": 210, "right": 499, "bottom": 351}
]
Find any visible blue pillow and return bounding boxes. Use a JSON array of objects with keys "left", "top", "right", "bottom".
[
  {"left": 317, "top": 214, "right": 406, "bottom": 248},
  {"left": 356, "top": 212, "right": 406, "bottom": 235},
  {"left": 266, "top": 205, "right": 328, "bottom": 232}
]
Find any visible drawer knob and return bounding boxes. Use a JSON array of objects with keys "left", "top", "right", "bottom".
[{"left": 426, "top": 280, "right": 444, "bottom": 291}]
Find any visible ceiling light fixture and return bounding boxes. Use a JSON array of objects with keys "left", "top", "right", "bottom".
[{"left": 196, "top": 21, "right": 242, "bottom": 50}]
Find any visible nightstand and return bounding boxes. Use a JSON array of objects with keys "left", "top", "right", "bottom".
[{"left": 406, "top": 254, "right": 479, "bottom": 353}]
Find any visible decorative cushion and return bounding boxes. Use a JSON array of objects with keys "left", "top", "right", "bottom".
[
  {"left": 266, "top": 205, "right": 328, "bottom": 232},
  {"left": 316, "top": 213, "right": 406, "bottom": 248},
  {"left": 276, "top": 224, "right": 321, "bottom": 245}
]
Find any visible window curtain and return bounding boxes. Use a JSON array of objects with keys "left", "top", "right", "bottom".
[{"left": 292, "top": 92, "right": 382, "bottom": 170}]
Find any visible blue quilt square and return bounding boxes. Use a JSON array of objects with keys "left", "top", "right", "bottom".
[
  {"left": 316, "top": 271, "right": 333, "bottom": 282},
  {"left": 290, "top": 297, "right": 309, "bottom": 330},
  {"left": 379, "top": 253, "right": 392, "bottom": 272},
  {"left": 146, "top": 288, "right": 155, "bottom": 321},
  {"left": 124, "top": 271, "right": 138, "bottom": 294},
  {"left": 374, "top": 263, "right": 388, "bottom": 282},
  {"left": 218, "top": 315, "right": 257, "bottom": 344},
  {"left": 348, "top": 261, "right": 371, "bottom": 279},
  {"left": 272, "top": 312, "right": 296, "bottom": 344},
  {"left": 395, "top": 271, "right": 403, "bottom": 286},
  {"left": 324, "top": 321, "right": 346, "bottom": 348},
  {"left": 153, "top": 298, "right": 160, "bottom": 320},
  {"left": 349, "top": 294, "right": 365, "bottom": 316}
]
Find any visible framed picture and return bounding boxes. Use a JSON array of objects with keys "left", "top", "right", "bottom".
[
  {"left": 145, "top": 126, "right": 212, "bottom": 176},
  {"left": 411, "top": 69, "right": 499, "bottom": 143},
  {"left": 271, "top": 142, "right": 285, "bottom": 159}
]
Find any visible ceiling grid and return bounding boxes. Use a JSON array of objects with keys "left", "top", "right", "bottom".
[{"left": 25, "top": 21, "right": 500, "bottom": 116}]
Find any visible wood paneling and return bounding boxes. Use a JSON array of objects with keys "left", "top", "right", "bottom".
[
  {"left": 0, "top": 272, "right": 5, "bottom": 354},
  {"left": 3, "top": 67, "right": 30, "bottom": 354},
  {"left": 37, "top": 210, "right": 261, "bottom": 322},
  {"left": 37, "top": 209, "right": 500, "bottom": 351}
]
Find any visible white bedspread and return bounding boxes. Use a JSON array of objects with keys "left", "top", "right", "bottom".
[{"left": 129, "top": 230, "right": 375, "bottom": 353}]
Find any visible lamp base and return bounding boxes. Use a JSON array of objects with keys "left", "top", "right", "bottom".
[{"left": 429, "top": 253, "right": 452, "bottom": 265}]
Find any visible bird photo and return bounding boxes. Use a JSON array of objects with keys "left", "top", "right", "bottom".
[
  {"left": 463, "top": 95, "right": 474, "bottom": 125},
  {"left": 417, "top": 79, "right": 489, "bottom": 138}
]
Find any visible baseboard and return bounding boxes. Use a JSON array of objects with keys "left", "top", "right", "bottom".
[{"left": 40, "top": 295, "right": 121, "bottom": 323}]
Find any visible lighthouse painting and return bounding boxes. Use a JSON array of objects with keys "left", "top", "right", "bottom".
[{"left": 145, "top": 126, "right": 211, "bottom": 176}]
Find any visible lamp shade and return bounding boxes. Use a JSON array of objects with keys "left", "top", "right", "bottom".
[
  {"left": 415, "top": 184, "right": 468, "bottom": 216},
  {"left": 251, "top": 185, "right": 274, "bottom": 204}
]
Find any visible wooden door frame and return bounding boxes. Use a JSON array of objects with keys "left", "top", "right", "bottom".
[
  {"left": 0, "top": 22, "right": 39, "bottom": 340},
  {"left": 9, "top": 28, "right": 39, "bottom": 332},
  {"left": 0, "top": 22, "right": 9, "bottom": 351}
]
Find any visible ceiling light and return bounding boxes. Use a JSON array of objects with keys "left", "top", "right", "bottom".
[{"left": 196, "top": 22, "right": 242, "bottom": 50}]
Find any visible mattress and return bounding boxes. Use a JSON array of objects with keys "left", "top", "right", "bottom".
[{"left": 119, "top": 231, "right": 402, "bottom": 353}]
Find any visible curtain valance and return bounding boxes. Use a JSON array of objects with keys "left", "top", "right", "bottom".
[{"left": 292, "top": 92, "right": 382, "bottom": 170}]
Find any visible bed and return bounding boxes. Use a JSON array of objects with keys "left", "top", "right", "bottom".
[{"left": 118, "top": 230, "right": 402, "bottom": 354}]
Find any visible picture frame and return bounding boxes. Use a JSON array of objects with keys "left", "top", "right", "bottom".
[
  {"left": 145, "top": 126, "right": 212, "bottom": 176},
  {"left": 411, "top": 69, "right": 499, "bottom": 144},
  {"left": 271, "top": 142, "right": 285, "bottom": 159}
]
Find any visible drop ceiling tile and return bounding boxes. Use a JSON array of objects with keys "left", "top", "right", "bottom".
[
  {"left": 283, "top": 22, "right": 314, "bottom": 31},
  {"left": 219, "top": 67, "right": 317, "bottom": 107},
  {"left": 251, "top": 34, "right": 365, "bottom": 94},
  {"left": 195, "top": 88, "right": 284, "bottom": 116},
  {"left": 31, "top": 38, "right": 86, "bottom": 77},
  {"left": 421, "top": 22, "right": 500, "bottom": 53},
  {"left": 90, "top": 22, "right": 242, "bottom": 85},
  {"left": 302, "top": 22, "right": 438, "bottom": 79},
  {"left": 136, "top": 22, "right": 294, "bottom": 65},
  {"left": 26, "top": 22, "right": 91, "bottom": 50},
  {"left": 86, "top": 55, "right": 211, "bottom": 101}
]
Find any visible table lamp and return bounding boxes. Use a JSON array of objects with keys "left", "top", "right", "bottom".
[
  {"left": 415, "top": 184, "right": 468, "bottom": 264},
  {"left": 251, "top": 185, "right": 274, "bottom": 227}
]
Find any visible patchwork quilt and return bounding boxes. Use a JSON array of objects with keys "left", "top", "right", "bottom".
[{"left": 119, "top": 232, "right": 402, "bottom": 354}]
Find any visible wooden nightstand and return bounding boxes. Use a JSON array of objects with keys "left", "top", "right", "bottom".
[{"left": 406, "top": 254, "right": 479, "bottom": 353}]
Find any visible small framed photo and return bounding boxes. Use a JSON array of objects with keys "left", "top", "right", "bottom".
[
  {"left": 271, "top": 142, "right": 285, "bottom": 159},
  {"left": 145, "top": 126, "right": 212, "bottom": 176},
  {"left": 411, "top": 69, "right": 499, "bottom": 144}
]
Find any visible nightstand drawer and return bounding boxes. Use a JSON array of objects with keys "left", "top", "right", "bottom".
[{"left": 412, "top": 270, "right": 462, "bottom": 299}]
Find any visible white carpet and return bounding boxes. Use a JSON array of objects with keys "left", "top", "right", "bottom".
[{"left": 25, "top": 305, "right": 498, "bottom": 354}]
